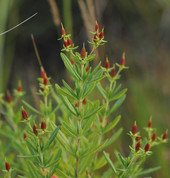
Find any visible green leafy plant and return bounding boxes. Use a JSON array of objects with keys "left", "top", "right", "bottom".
[{"left": 0, "top": 21, "right": 168, "bottom": 178}]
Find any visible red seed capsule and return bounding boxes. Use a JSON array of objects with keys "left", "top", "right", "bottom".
[
  {"left": 6, "top": 92, "right": 12, "bottom": 103},
  {"left": 83, "top": 98, "right": 87, "bottom": 105},
  {"left": 105, "top": 60, "right": 110, "bottom": 69},
  {"left": 41, "top": 68, "right": 46, "bottom": 79},
  {"left": 99, "top": 29, "right": 104, "bottom": 39},
  {"left": 75, "top": 103, "right": 79, "bottom": 108},
  {"left": 144, "top": 143, "right": 150, "bottom": 152},
  {"left": 151, "top": 133, "right": 156, "bottom": 142},
  {"left": 135, "top": 142, "right": 142, "bottom": 152},
  {"left": 148, "top": 120, "right": 152, "bottom": 128},
  {"left": 86, "top": 65, "right": 89, "bottom": 72},
  {"left": 43, "top": 77, "right": 48, "bottom": 85},
  {"left": 5, "top": 162, "right": 10, "bottom": 171},
  {"left": 120, "top": 57, "right": 125, "bottom": 66},
  {"left": 62, "top": 28, "right": 65, "bottom": 36},
  {"left": 41, "top": 121, "right": 46, "bottom": 130},
  {"left": 162, "top": 132, "right": 168, "bottom": 140},
  {"left": 80, "top": 46, "right": 86, "bottom": 59},
  {"left": 136, "top": 136, "right": 141, "bottom": 142},
  {"left": 23, "top": 133, "right": 28, "bottom": 140},
  {"left": 33, "top": 125, "right": 39, "bottom": 136},
  {"left": 131, "top": 123, "right": 137, "bottom": 135},
  {"left": 70, "top": 59, "right": 75, "bottom": 65},
  {"left": 95, "top": 22, "right": 99, "bottom": 32},
  {"left": 64, "top": 40, "right": 68, "bottom": 48},
  {"left": 18, "top": 85, "right": 22, "bottom": 92},
  {"left": 22, "top": 109, "right": 28, "bottom": 120},
  {"left": 110, "top": 68, "right": 116, "bottom": 77},
  {"left": 93, "top": 33, "right": 99, "bottom": 43},
  {"left": 67, "top": 38, "right": 73, "bottom": 48}
]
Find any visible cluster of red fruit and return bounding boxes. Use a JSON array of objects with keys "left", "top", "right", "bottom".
[
  {"left": 131, "top": 121, "right": 168, "bottom": 153},
  {"left": 93, "top": 21, "right": 104, "bottom": 43},
  {"left": 61, "top": 24, "right": 73, "bottom": 49},
  {"left": 22, "top": 108, "right": 46, "bottom": 138}
]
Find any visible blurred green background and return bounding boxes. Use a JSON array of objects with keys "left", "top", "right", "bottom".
[{"left": 0, "top": 0, "right": 170, "bottom": 177}]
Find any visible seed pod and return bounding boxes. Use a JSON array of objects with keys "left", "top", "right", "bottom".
[
  {"left": 144, "top": 143, "right": 150, "bottom": 152},
  {"left": 33, "top": 125, "right": 39, "bottom": 136},
  {"left": 18, "top": 81, "right": 22, "bottom": 92},
  {"left": 131, "top": 122, "right": 137, "bottom": 135},
  {"left": 5, "top": 162, "right": 10, "bottom": 171},
  {"left": 120, "top": 52, "right": 125, "bottom": 66},
  {"left": 105, "top": 57, "right": 110, "bottom": 69},
  {"left": 95, "top": 21, "right": 99, "bottom": 32},
  {"left": 135, "top": 142, "right": 142, "bottom": 152},
  {"left": 41, "top": 67, "right": 46, "bottom": 79},
  {"left": 151, "top": 133, "right": 156, "bottom": 142},
  {"left": 23, "top": 133, "right": 28, "bottom": 140},
  {"left": 93, "top": 33, "right": 99, "bottom": 43},
  {"left": 148, "top": 120, "right": 152, "bottom": 128},
  {"left": 162, "top": 132, "right": 168, "bottom": 140},
  {"left": 67, "top": 38, "right": 73, "bottom": 48},
  {"left": 99, "top": 28, "right": 104, "bottom": 39},
  {"left": 43, "top": 77, "right": 48, "bottom": 85},
  {"left": 110, "top": 68, "right": 116, "bottom": 77},
  {"left": 80, "top": 45, "right": 86, "bottom": 59},
  {"left": 83, "top": 98, "right": 87, "bottom": 105},
  {"left": 6, "top": 91, "right": 12, "bottom": 103},
  {"left": 64, "top": 40, "right": 68, "bottom": 48},
  {"left": 86, "top": 65, "right": 89, "bottom": 72},
  {"left": 22, "top": 109, "right": 28, "bottom": 120},
  {"left": 136, "top": 136, "right": 141, "bottom": 142},
  {"left": 41, "top": 121, "right": 46, "bottom": 130},
  {"left": 70, "top": 59, "right": 75, "bottom": 65},
  {"left": 75, "top": 102, "right": 79, "bottom": 108},
  {"left": 61, "top": 23, "right": 66, "bottom": 36}
]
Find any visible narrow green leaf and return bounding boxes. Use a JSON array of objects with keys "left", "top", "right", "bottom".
[
  {"left": 62, "top": 80, "right": 78, "bottom": 99},
  {"left": 60, "top": 52, "right": 81, "bottom": 81},
  {"left": 111, "top": 84, "right": 122, "bottom": 97},
  {"left": 55, "top": 84, "right": 77, "bottom": 115},
  {"left": 87, "top": 54, "right": 95, "bottom": 62},
  {"left": 85, "top": 62, "right": 101, "bottom": 82},
  {"left": 134, "top": 166, "right": 161, "bottom": 176},
  {"left": 109, "top": 88, "right": 127, "bottom": 101},
  {"left": 83, "top": 104, "right": 106, "bottom": 119},
  {"left": 117, "top": 152, "right": 126, "bottom": 167},
  {"left": 96, "top": 82, "right": 107, "bottom": 98},
  {"left": 81, "top": 139, "right": 108, "bottom": 158},
  {"left": 55, "top": 169, "right": 70, "bottom": 178},
  {"left": 103, "top": 151, "right": 117, "bottom": 174},
  {"left": 103, "top": 115, "right": 121, "bottom": 134},
  {"left": 79, "top": 155, "right": 94, "bottom": 174},
  {"left": 26, "top": 161, "right": 40, "bottom": 178},
  {"left": 22, "top": 100, "right": 42, "bottom": 115},
  {"left": 43, "top": 126, "right": 59, "bottom": 151},
  {"left": 61, "top": 125, "right": 78, "bottom": 139},
  {"left": 83, "top": 82, "right": 96, "bottom": 97},
  {"left": 107, "top": 95, "right": 126, "bottom": 116},
  {"left": 87, "top": 75, "right": 106, "bottom": 84},
  {"left": 45, "top": 158, "right": 61, "bottom": 168},
  {"left": 55, "top": 84, "right": 77, "bottom": 101},
  {"left": 17, "top": 154, "right": 40, "bottom": 158},
  {"left": 102, "top": 128, "right": 123, "bottom": 150},
  {"left": 94, "top": 154, "right": 108, "bottom": 170},
  {"left": 48, "top": 148, "right": 62, "bottom": 177}
]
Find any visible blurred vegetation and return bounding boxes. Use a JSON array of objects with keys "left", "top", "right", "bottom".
[{"left": 0, "top": 0, "right": 170, "bottom": 177}]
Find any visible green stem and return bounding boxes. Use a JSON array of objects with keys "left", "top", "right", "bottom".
[{"left": 76, "top": 64, "right": 84, "bottom": 178}]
